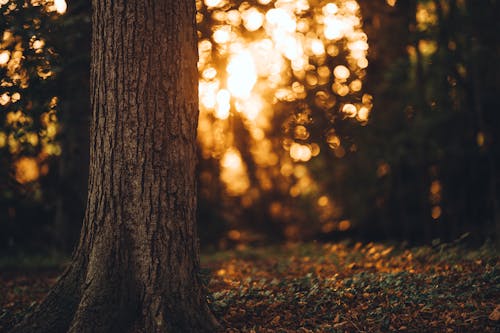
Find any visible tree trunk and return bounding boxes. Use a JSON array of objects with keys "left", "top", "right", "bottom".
[{"left": 12, "top": 1, "right": 218, "bottom": 332}]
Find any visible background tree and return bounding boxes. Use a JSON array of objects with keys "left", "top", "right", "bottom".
[
  {"left": 51, "top": 0, "right": 91, "bottom": 252},
  {"left": 12, "top": 1, "right": 218, "bottom": 332},
  {"left": 344, "top": 0, "right": 500, "bottom": 243}
]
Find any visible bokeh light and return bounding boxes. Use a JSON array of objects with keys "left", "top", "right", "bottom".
[
  {"left": 196, "top": 0, "right": 372, "bottom": 234},
  {"left": 0, "top": 1, "right": 63, "bottom": 190}
]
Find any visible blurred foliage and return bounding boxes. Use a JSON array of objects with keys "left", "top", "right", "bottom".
[
  {"left": 317, "top": 0, "right": 500, "bottom": 243},
  {"left": 0, "top": 0, "right": 66, "bottom": 252},
  {"left": 196, "top": 0, "right": 373, "bottom": 245},
  {"left": 0, "top": 0, "right": 499, "bottom": 253}
]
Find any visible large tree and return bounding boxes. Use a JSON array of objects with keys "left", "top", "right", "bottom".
[{"left": 12, "top": 1, "right": 218, "bottom": 332}]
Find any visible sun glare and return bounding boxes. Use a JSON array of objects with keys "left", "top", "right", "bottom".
[
  {"left": 197, "top": 0, "right": 371, "bottom": 197},
  {"left": 54, "top": 0, "right": 67, "bottom": 14},
  {"left": 227, "top": 50, "right": 257, "bottom": 99}
]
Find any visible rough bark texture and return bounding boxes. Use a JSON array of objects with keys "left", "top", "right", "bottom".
[{"left": 12, "top": 1, "right": 218, "bottom": 332}]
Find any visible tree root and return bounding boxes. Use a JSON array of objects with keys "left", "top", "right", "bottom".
[
  {"left": 10, "top": 263, "right": 84, "bottom": 333},
  {"left": 10, "top": 262, "right": 220, "bottom": 333}
]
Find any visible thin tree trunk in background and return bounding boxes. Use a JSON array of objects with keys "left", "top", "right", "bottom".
[
  {"left": 12, "top": 1, "right": 218, "bottom": 332},
  {"left": 410, "top": 0, "right": 426, "bottom": 111},
  {"left": 358, "top": 0, "right": 417, "bottom": 240},
  {"left": 471, "top": 47, "right": 500, "bottom": 247},
  {"left": 53, "top": 0, "right": 91, "bottom": 253},
  {"left": 461, "top": 0, "right": 500, "bottom": 246}
]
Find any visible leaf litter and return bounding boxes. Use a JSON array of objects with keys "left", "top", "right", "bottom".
[{"left": 1, "top": 241, "right": 498, "bottom": 332}]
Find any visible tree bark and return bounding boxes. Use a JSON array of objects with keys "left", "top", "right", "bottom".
[{"left": 12, "top": 1, "right": 218, "bottom": 332}]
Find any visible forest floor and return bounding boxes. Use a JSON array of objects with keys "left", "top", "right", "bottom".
[{"left": 0, "top": 240, "right": 498, "bottom": 332}]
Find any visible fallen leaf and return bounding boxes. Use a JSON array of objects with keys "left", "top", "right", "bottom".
[{"left": 488, "top": 305, "right": 500, "bottom": 321}]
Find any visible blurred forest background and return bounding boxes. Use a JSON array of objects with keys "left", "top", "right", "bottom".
[{"left": 0, "top": 0, "right": 499, "bottom": 255}]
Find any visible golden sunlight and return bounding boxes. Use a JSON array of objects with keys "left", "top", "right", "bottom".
[
  {"left": 221, "top": 148, "right": 251, "bottom": 195},
  {"left": 227, "top": 50, "right": 257, "bottom": 99},
  {"left": 242, "top": 7, "right": 264, "bottom": 31},
  {"left": 14, "top": 157, "right": 39, "bottom": 184},
  {"left": 197, "top": 0, "right": 370, "bottom": 197},
  {"left": 54, "top": 0, "right": 67, "bottom": 14},
  {"left": 0, "top": 50, "right": 9, "bottom": 65}
]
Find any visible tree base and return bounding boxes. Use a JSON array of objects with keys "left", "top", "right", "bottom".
[{"left": 11, "top": 260, "right": 220, "bottom": 333}]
